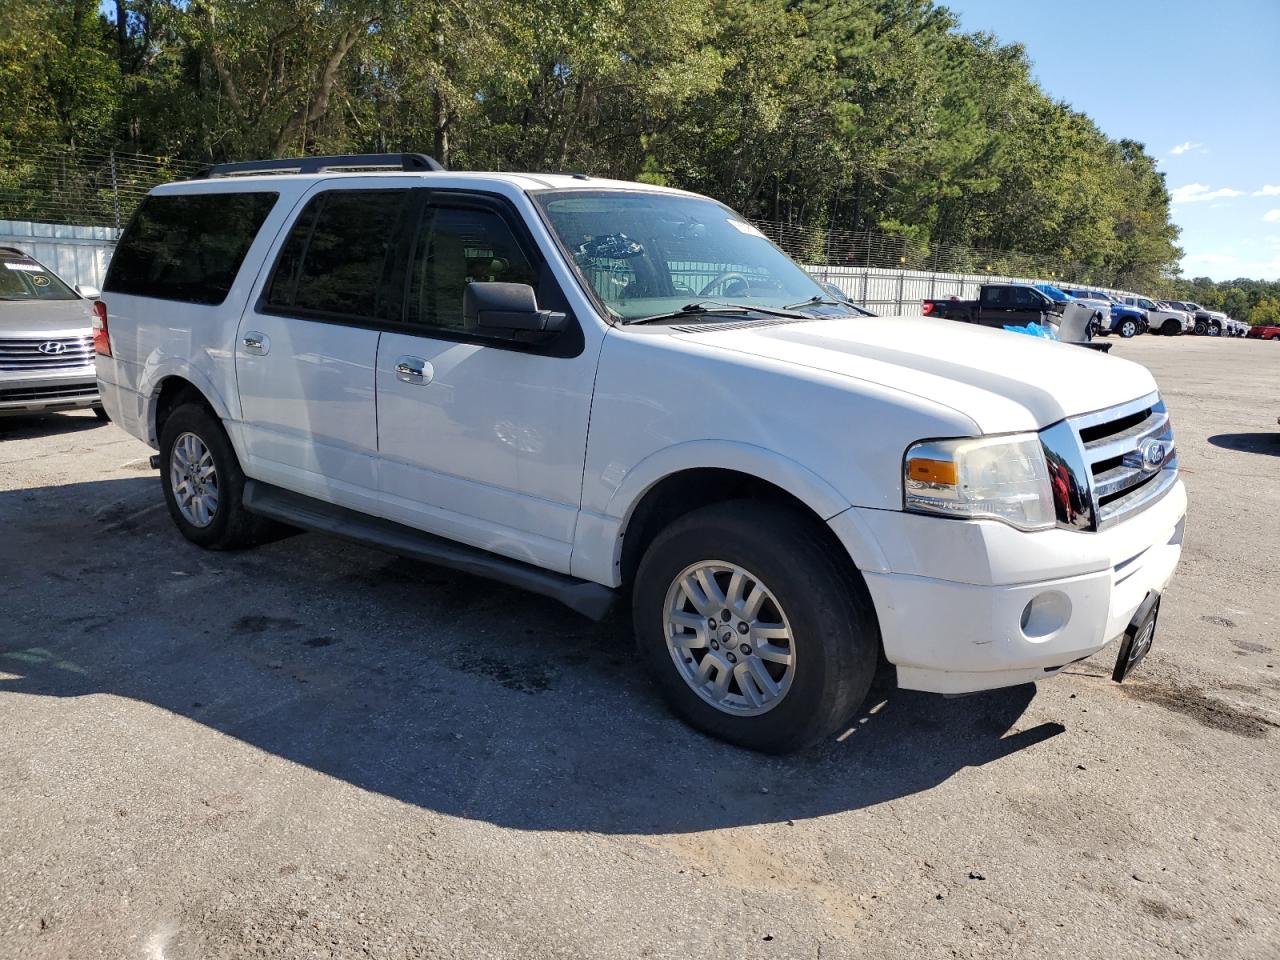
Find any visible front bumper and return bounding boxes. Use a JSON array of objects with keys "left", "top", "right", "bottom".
[
  {"left": 0, "top": 366, "right": 100, "bottom": 414},
  {"left": 832, "top": 479, "right": 1186, "bottom": 694}
]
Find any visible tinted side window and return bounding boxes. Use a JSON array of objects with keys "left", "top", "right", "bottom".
[
  {"left": 1009, "top": 286, "right": 1039, "bottom": 308},
  {"left": 407, "top": 205, "right": 537, "bottom": 332},
  {"left": 265, "top": 189, "right": 406, "bottom": 321},
  {"left": 104, "top": 192, "right": 277, "bottom": 305},
  {"left": 980, "top": 286, "right": 1005, "bottom": 307}
]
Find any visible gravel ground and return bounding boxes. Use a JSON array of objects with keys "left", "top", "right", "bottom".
[{"left": 1, "top": 335, "right": 1277, "bottom": 960}]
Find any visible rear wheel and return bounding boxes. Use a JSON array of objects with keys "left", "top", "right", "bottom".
[
  {"left": 1160, "top": 319, "right": 1181, "bottom": 336},
  {"left": 159, "top": 403, "right": 270, "bottom": 549},
  {"left": 633, "top": 501, "right": 879, "bottom": 753},
  {"left": 1194, "top": 320, "right": 1208, "bottom": 335},
  {"left": 1208, "top": 323, "right": 1220, "bottom": 337}
]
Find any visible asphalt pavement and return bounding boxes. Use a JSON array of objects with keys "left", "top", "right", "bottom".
[{"left": 1, "top": 334, "right": 1277, "bottom": 959}]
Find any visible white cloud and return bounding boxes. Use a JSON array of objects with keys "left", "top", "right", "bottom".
[
  {"left": 1169, "top": 141, "right": 1204, "bottom": 156},
  {"left": 1265, "top": 209, "right": 1280, "bottom": 223},
  {"left": 1170, "top": 183, "right": 1244, "bottom": 204},
  {"left": 1254, "top": 185, "right": 1280, "bottom": 196}
]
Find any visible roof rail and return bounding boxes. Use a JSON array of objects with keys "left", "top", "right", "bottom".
[{"left": 193, "top": 153, "right": 445, "bottom": 179}]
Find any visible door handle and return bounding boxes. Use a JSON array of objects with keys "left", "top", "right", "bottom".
[
  {"left": 394, "top": 356, "right": 433, "bottom": 385},
  {"left": 242, "top": 332, "right": 269, "bottom": 355}
]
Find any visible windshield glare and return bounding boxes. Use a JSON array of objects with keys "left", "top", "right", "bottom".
[
  {"left": 534, "top": 191, "right": 832, "bottom": 321},
  {"left": 0, "top": 255, "right": 78, "bottom": 301}
]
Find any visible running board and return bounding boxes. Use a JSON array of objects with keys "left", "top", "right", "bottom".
[{"left": 242, "top": 480, "right": 616, "bottom": 620}]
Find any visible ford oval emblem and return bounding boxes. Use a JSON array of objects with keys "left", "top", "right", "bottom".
[{"left": 1137, "top": 438, "right": 1168, "bottom": 471}]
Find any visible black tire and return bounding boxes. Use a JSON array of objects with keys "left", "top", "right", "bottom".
[
  {"left": 158, "top": 402, "right": 269, "bottom": 550},
  {"left": 92, "top": 405, "right": 110, "bottom": 421},
  {"left": 632, "top": 501, "right": 879, "bottom": 753},
  {"left": 1119, "top": 319, "right": 1137, "bottom": 338},
  {"left": 1194, "top": 320, "right": 1207, "bottom": 336},
  {"left": 1160, "top": 319, "right": 1181, "bottom": 336}
]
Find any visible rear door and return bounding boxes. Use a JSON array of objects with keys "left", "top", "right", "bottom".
[
  {"left": 373, "top": 191, "right": 593, "bottom": 574},
  {"left": 975, "top": 285, "right": 1008, "bottom": 326},
  {"left": 1006, "top": 286, "right": 1046, "bottom": 325},
  {"left": 235, "top": 182, "right": 411, "bottom": 513}
]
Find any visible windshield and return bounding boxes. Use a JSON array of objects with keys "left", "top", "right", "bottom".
[
  {"left": 0, "top": 254, "right": 79, "bottom": 301},
  {"left": 533, "top": 190, "right": 834, "bottom": 322}
]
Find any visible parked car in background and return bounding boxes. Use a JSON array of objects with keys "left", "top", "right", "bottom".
[
  {"left": 1121, "top": 295, "right": 1192, "bottom": 336},
  {"left": 1062, "top": 288, "right": 1146, "bottom": 338},
  {"left": 95, "top": 154, "right": 1184, "bottom": 751},
  {"left": 0, "top": 246, "right": 106, "bottom": 419},
  {"left": 923, "top": 282, "right": 1063, "bottom": 327},
  {"left": 1246, "top": 324, "right": 1280, "bottom": 340},
  {"left": 1165, "top": 300, "right": 1219, "bottom": 336},
  {"left": 1103, "top": 294, "right": 1148, "bottom": 337},
  {"left": 1054, "top": 287, "right": 1111, "bottom": 336}
]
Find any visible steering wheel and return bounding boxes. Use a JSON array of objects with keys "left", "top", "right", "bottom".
[{"left": 699, "top": 271, "right": 750, "bottom": 298}]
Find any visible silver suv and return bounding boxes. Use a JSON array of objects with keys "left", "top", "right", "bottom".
[{"left": 0, "top": 246, "right": 106, "bottom": 419}]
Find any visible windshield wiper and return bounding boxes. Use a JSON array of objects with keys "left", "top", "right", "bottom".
[
  {"left": 623, "top": 300, "right": 809, "bottom": 326},
  {"left": 784, "top": 295, "right": 844, "bottom": 309}
]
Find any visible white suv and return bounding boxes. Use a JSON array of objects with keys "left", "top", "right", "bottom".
[{"left": 96, "top": 154, "right": 1186, "bottom": 751}]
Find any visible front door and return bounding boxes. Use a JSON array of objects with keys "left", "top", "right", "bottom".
[
  {"left": 236, "top": 182, "right": 411, "bottom": 513},
  {"left": 374, "top": 194, "right": 595, "bottom": 574}
]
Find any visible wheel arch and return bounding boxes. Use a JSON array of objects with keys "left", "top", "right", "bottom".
[
  {"left": 149, "top": 374, "right": 224, "bottom": 446},
  {"left": 591, "top": 444, "right": 887, "bottom": 593}
]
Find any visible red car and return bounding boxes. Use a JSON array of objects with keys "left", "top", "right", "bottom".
[{"left": 1247, "top": 325, "right": 1280, "bottom": 340}]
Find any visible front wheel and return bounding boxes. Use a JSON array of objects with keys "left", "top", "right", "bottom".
[
  {"left": 1160, "top": 319, "right": 1181, "bottom": 336},
  {"left": 1119, "top": 319, "right": 1137, "bottom": 338},
  {"left": 159, "top": 403, "right": 270, "bottom": 549},
  {"left": 632, "top": 502, "right": 879, "bottom": 753}
]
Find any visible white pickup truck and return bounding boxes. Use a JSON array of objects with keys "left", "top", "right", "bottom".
[{"left": 95, "top": 154, "right": 1185, "bottom": 751}]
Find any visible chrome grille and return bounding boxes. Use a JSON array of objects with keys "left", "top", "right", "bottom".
[
  {"left": 1041, "top": 392, "right": 1178, "bottom": 532},
  {"left": 0, "top": 335, "right": 95, "bottom": 371}
]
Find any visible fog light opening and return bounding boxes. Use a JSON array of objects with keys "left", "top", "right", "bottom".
[{"left": 1020, "top": 591, "right": 1072, "bottom": 640}]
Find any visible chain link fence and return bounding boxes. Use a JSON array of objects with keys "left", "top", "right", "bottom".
[
  {"left": 750, "top": 219, "right": 1083, "bottom": 287},
  {"left": 0, "top": 143, "right": 203, "bottom": 230},
  {"left": 2, "top": 143, "right": 1121, "bottom": 302}
]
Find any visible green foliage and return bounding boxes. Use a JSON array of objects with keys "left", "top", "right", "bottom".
[
  {"left": 1249, "top": 298, "right": 1280, "bottom": 326},
  {"left": 1171, "top": 277, "right": 1280, "bottom": 322},
  {"left": 1, "top": 0, "right": 1197, "bottom": 289}
]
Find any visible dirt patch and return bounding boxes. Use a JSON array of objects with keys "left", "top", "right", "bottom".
[
  {"left": 450, "top": 654, "right": 553, "bottom": 694},
  {"left": 1122, "top": 682, "right": 1279, "bottom": 738},
  {"left": 233, "top": 615, "right": 302, "bottom": 635},
  {"left": 1200, "top": 615, "right": 1236, "bottom": 628}
]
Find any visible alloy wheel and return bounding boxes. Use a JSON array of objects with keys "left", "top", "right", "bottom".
[
  {"left": 663, "top": 561, "right": 797, "bottom": 716},
  {"left": 170, "top": 431, "right": 219, "bottom": 527}
]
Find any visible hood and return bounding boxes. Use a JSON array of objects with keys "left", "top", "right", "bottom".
[
  {"left": 0, "top": 297, "right": 93, "bottom": 337},
  {"left": 673, "top": 314, "right": 1159, "bottom": 434}
]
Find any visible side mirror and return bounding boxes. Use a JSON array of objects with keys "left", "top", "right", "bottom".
[
  {"left": 463, "top": 282, "right": 567, "bottom": 337},
  {"left": 76, "top": 284, "right": 101, "bottom": 299}
]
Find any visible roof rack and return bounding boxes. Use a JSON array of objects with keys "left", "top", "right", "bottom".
[{"left": 193, "top": 153, "right": 445, "bottom": 180}]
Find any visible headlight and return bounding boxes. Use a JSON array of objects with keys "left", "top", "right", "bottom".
[{"left": 903, "top": 434, "right": 1055, "bottom": 531}]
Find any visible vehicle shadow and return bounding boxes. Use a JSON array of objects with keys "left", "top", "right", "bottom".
[
  {"left": 0, "top": 477, "right": 1065, "bottom": 834},
  {"left": 1207, "top": 432, "right": 1280, "bottom": 457},
  {"left": 0, "top": 410, "right": 105, "bottom": 440}
]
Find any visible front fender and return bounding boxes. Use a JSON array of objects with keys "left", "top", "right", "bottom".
[{"left": 570, "top": 440, "right": 891, "bottom": 586}]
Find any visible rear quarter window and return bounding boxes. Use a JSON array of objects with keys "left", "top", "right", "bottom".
[{"left": 104, "top": 192, "right": 278, "bottom": 305}]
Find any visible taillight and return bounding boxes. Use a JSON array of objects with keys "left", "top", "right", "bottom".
[
  {"left": 92, "top": 300, "right": 111, "bottom": 357},
  {"left": 921, "top": 301, "right": 933, "bottom": 316}
]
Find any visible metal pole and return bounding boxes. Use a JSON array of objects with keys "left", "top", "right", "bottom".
[{"left": 110, "top": 150, "right": 120, "bottom": 231}]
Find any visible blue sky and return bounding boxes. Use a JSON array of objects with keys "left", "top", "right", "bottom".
[{"left": 944, "top": 0, "right": 1280, "bottom": 281}]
